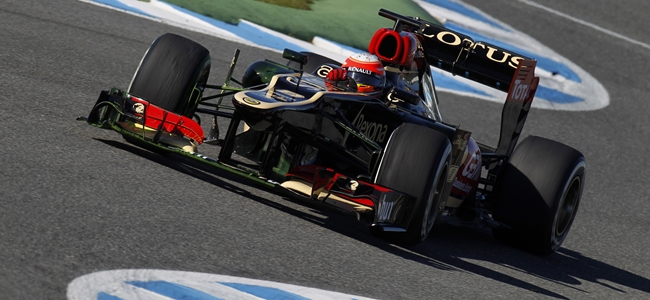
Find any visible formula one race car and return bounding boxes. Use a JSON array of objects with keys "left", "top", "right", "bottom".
[{"left": 79, "top": 9, "right": 585, "bottom": 255}]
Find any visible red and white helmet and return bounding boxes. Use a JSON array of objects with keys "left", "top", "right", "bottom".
[{"left": 342, "top": 53, "right": 386, "bottom": 93}]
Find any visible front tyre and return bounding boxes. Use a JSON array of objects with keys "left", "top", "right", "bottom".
[
  {"left": 492, "top": 136, "right": 585, "bottom": 256},
  {"left": 128, "top": 33, "right": 211, "bottom": 117},
  {"left": 374, "top": 123, "right": 451, "bottom": 245}
]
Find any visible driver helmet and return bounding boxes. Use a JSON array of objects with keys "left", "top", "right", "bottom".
[{"left": 342, "top": 53, "right": 386, "bottom": 93}]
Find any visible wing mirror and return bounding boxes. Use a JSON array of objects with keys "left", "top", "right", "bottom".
[
  {"left": 283, "top": 49, "right": 309, "bottom": 66},
  {"left": 283, "top": 49, "right": 309, "bottom": 92}
]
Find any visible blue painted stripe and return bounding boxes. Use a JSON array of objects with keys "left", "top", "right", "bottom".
[
  {"left": 536, "top": 85, "right": 583, "bottom": 103},
  {"left": 97, "top": 292, "right": 123, "bottom": 300},
  {"left": 159, "top": 2, "right": 240, "bottom": 32},
  {"left": 219, "top": 282, "right": 310, "bottom": 300},
  {"left": 90, "top": 0, "right": 154, "bottom": 18},
  {"left": 433, "top": 72, "right": 583, "bottom": 103},
  {"left": 431, "top": 73, "right": 491, "bottom": 97},
  {"left": 320, "top": 39, "right": 364, "bottom": 56},
  {"left": 127, "top": 281, "right": 224, "bottom": 300},
  {"left": 444, "top": 23, "right": 581, "bottom": 83},
  {"left": 422, "top": 0, "right": 510, "bottom": 31},
  {"left": 236, "top": 22, "right": 311, "bottom": 52}
]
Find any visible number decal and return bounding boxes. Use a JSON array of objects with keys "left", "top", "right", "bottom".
[{"left": 316, "top": 65, "right": 333, "bottom": 78}]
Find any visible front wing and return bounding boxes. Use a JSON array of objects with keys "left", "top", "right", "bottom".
[{"left": 78, "top": 88, "right": 418, "bottom": 232}]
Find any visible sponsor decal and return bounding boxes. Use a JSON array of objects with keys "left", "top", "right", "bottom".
[
  {"left": 418, "top": 0, "right": 609, "bottom": 110},
  {"left": 461, "top": 152, "right": 480, "bottom": 179},
  {"left": 452, "top": 133, "right": 469, "bottom": 148},
  {"left": 347, "top": 66, "right": 373, "bottom": 76},
  {"left": 510, "top": 79, "right": 532, "bottom": 101},
  {"left": 68, "top": 269, "right": 377, "bottom": 300},
  {"left": 349, "top": 180, "right": 359, "bottom": 191},
  {"left": 132, "top": 103, "right": 145, "bottom": 114},
  {"left": 447, "top": 166, "right": 460, "bottom": 182},
  {"left": 452, "top": 179, "right": 473, "bottom": 193},
  {"left": 316, "top": 64, "right": 334, "bottom": 78},
  {"left": 377, "top": 194, "right": 395, "bottom": 222},
  {"left": 422, "top": 27, "right": 526, "bottom": 70},
  {"left": 505, "top": 59, "right": 538, "bottom": 107},
  {"left": 448, "top": 131, "right": 470, "bottom": 183},
  {"left": 351, "top": 113, "right": 388, "bottom": 144},
  {"left": 243, "top": 97, "right": 260, "bottom": 105}
]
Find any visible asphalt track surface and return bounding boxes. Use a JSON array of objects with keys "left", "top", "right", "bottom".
[{"left": 1, "top": 0, "right": 649, "bottom": 299}]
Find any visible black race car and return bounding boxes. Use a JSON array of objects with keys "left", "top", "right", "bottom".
[{"left": 79, "top": 9, "right": 585, "bottom": 255}]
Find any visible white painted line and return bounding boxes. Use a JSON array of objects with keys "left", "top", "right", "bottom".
[{"left": 520, "top": 0, "right": 650, "bottom": 51}]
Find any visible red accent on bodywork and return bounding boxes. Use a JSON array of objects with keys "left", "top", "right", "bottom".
[
  {"left": 368, "top": 28, "right": 391, "bottom": 57},
  {"left": 131, "top": 97, "right": 204, "bottom": 144},
  {"left": 451, "top": 138, "right": 481, "bottom": 199},
  {"left": 368, "top": 28, "right": 417, "bottom": 66},
  {"left": 286, "top": 165, "right": 332, "bottom": 182},
  {"left": 286, "top": 165, "right": 398, "bottom": 208},
  {"left": 335, "top": 193, "right": 376, "bottom": 207},
  {"left": 505, "top": 60, "right": 539, "bottom": 104}
]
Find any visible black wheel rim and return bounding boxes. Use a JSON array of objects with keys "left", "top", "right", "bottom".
[
  {"left": 422, "top": 165, "right": 447, "bottom": 239},
  {"left": 554, "top": 176, "right": 581, "bottom": 241}
]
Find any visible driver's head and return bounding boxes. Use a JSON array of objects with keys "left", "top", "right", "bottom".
[{"left": 342, "top": 53, "right": 386, "bottom": 93}]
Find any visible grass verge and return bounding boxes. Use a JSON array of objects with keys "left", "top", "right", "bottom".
[
  {"left": 162, "top": 0, "right": 440, "bottom": 50},
  {"left": 258, "top": 0, "right": 314, "bottom": 10}
]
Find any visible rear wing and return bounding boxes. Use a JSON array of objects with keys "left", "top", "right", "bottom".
[{"left": 379, "top": 9, "right": 529, "bottom": 93}]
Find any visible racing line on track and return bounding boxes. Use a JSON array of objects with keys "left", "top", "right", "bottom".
[{"left": 519, "top": 0, "right": 650, "bottom": 51}]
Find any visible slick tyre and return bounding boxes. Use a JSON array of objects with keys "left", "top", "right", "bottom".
[
  {"left": 128, "top": 33, "right": 211, "bottom": 117},
  {"left": 373, "top": 123, "right": 451, "bottom": 246},
  {"left": 492, "top": 136, "right": 585, "bottom": 256}
]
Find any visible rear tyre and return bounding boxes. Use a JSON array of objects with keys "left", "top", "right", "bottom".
[
  {"left": 492, "top": 136, "right": 585, "bottom": 256},
  {"left": 374, "top": 123, "right": 451, "bottom": 246},
  {"left": 128, "top": 33, "right": 211, "bottom": 117}
]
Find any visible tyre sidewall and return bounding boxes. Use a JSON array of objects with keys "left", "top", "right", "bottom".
[
  {"left": 493, "top": 136, "right": 585, "bottom": 255},
  {"left": 374, "top": 123, "right": 451, "bottom": 245}
]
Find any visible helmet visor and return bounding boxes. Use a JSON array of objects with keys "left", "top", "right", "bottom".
[{"left": 347, "top": 71, "right": 384, "bottom": 93}]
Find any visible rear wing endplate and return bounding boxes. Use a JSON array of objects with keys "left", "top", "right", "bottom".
[{"left": 495, "top": 59, "right": 539, "bottom": 158}]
